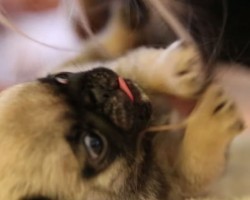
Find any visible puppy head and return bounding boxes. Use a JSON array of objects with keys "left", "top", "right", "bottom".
[{"left": 0, "top": 68, "right": 164, "bottom": 200}]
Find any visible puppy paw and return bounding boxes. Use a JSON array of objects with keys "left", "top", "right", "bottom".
[
  {"left": 188, "top": 84, "right": 244, "bottom": 142},
  {"left": 158, "top": 41, "right": 206, "bottom": 98},
  {"left": 176, "top": 84, "right": 244, "bottom": 194},
  {"left": 208, "top": 85, "right": 244, "bottom": 136}
]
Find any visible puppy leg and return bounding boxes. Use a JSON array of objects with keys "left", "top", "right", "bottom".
[
  {"left": 111, "top": 41, "right": 205, "bottom": 99},
  {"left": 171, "top": 84, "right": 244, "bottom": 198},
  {"left": 62, "top": 2, "right": 140, "bottom": 68},
  {"left": 56, "top": 40, "right": 205, "bottom": 99}
]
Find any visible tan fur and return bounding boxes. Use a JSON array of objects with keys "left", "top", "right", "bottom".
[
  {"left": 0, "top": 1, "right": 245, "bottom": 199},
  {"left": 0, "top": 83, "right": 141, "bottom": 200},
  {"left": 172, "top": 85, "right": 243, "bottom": 197},
  {"left": 56, "top": 40, "right": 205, "bottom": 99},
  {"left": 0, "top": 49, "right": 244, "bottom": 199},
  {"left": 62, "top": 1, "right": 140, "bottom": 67}
]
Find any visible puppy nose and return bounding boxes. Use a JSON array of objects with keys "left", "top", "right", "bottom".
[
  {"left": 52, "top": 72, "right": 111, "bottom": 105},
  {"left": 53, "top": 71, "right": 86, "bottom": 90},
  {"left": 52, "top": 72, "right": 85, "bottom": 96}
]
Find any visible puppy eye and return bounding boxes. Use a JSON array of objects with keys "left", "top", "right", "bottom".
[{"left": 84, "top": 132, "right": 107, "bottom": 160}]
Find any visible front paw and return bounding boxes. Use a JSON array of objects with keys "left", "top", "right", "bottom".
[
  {"left": 188, "top": 84, "right": 245, "bottom": 141},
  {"left": 175, "top": 84, "right": 245, "bottom": 196},
  {"left": 159, "top": 41, "right": 206, "bottom": 98}
]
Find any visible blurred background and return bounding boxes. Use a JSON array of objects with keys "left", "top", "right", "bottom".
[
  {"left": 0, "top": 0, "right": 81, "bottom": 90},
  {"left": 0, "top": 0, "right": 250, "bottom": 196}
]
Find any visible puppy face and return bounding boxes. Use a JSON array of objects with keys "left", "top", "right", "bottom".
[{"left": 0, "top": 68, "right": 167, "bottom": 200}]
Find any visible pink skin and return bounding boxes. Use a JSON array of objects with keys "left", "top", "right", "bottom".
[
  {"left": 166, "top": 95, "right": 197, "bottom": 117},
  {"left": 118, "top": 77, "right": 134, "bottom": 102},
  {"left": 117, "top": 76, "right": 195, "bottom": 116}
]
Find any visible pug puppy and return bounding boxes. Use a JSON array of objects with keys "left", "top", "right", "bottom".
[{"left": 0, "top": 48, "right": 244, "bottom": 200}]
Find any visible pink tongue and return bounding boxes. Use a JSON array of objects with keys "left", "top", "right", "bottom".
[{"left": 118, "top": 77, "right": 134, "bottom": 102}]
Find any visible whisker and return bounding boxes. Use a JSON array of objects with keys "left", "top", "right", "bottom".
[{"left": 145, "top": 121, "right": 186, "bottom": 133}]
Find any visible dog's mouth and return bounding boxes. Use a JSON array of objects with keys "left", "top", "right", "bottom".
[{"left": 40, "top": 67, "right": 152, "bottom": 134}]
